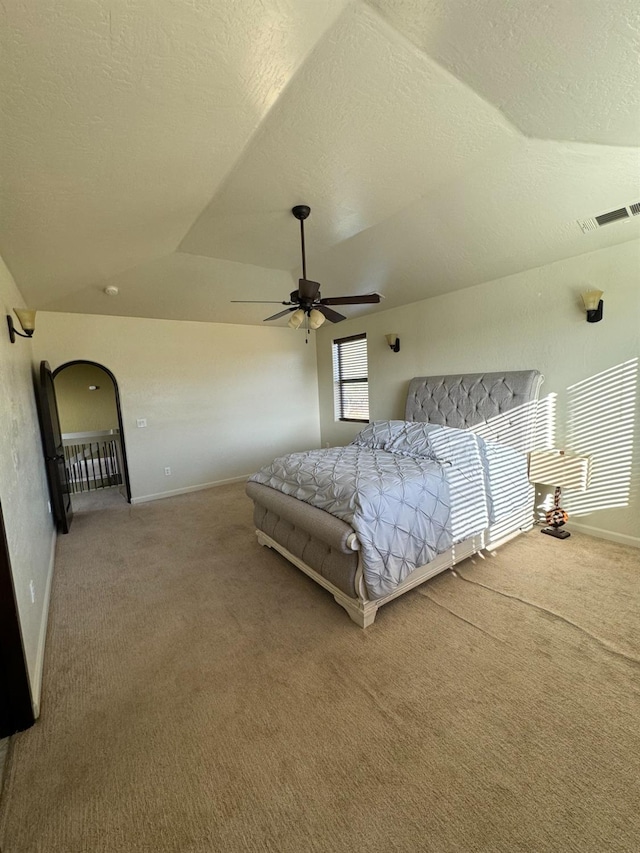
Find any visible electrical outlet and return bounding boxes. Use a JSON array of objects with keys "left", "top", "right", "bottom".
[
  {"left": 29, "top": 579, "right": 36, "bottom": 604},
  {"left": 137, "top": 418, "right": 147, "bottom": 428},
  {"left": 164, "top": 467, "right": 171, "bottom": 476}
]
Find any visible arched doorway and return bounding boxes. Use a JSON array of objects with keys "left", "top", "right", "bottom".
[{"left": 52, "top": 361, "right": 131, "bottom": 504}]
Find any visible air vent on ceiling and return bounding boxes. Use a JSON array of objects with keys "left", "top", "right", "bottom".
[
  {"left": 578, "top": 217, "right": 598, "bottom": 232},
  {"left": 596, "top": 207, "right": 629, "bottom": 226},
  {"left": 578, "top": 201, "right": 640, "bottom": 234}
]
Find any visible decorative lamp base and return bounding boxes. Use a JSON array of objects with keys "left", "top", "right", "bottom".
[
  {"left": 541, "top": 527, "right": 571, "bottom": 539},
  {"left": 541, "top": 485, "right": 571, "bottom": 540}
]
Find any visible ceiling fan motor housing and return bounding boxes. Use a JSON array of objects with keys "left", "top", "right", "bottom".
[{"left": 297, "top": 278, "right": 321, "bottom": 303}]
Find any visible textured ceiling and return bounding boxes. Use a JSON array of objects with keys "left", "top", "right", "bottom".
[{"left": 1, "top": 0, "right": 639, "bottom": 326}]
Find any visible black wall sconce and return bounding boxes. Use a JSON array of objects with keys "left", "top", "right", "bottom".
[
  {"left": 385, "top": 333, "right": 400, "bottom": 353},
  {"left": 7, "top": 308, "right": 36, "bottom": 343},
  {"left": 581, "top": 289, "right": 603, "bottom": 323}
]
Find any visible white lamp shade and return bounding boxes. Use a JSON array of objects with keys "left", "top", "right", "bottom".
[
  {"left": 287, "top": 309, "right": 305, "bottom": 329},
  {"left": 308, "top": 309, "right": 325, "bottom": 330},
  {"left": 581, "top": 290, "right": 603, "bottom": 311},
  {"left": 385, "top": 333, "right": 399, "bottom": 347},
  {"left": 528, "top": 450, "right": 592, "bottom": 491},
  {"left": 13, "top": 307, "right": 36, "bottom": 332}
]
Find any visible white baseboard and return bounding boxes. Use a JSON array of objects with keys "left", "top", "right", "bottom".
[
  {"left": 131, "top": 474, "right": 250, "bottom": 505},
  {"left": 32, "top": 528, "right": 57, "bottom": 718},
  {"left": 569, "top": 521, "right": 640, "bottom": 549}
]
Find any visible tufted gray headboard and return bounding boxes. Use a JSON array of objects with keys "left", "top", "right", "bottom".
[{"left": 405, "top": 371, "right": 544, "bottom": 429}]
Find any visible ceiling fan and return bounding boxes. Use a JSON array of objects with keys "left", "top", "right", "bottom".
[{"left": 231, "top": 205, "right": 381, "bottom": 330}]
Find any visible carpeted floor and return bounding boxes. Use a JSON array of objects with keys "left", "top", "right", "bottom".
[{"left": 1, "top": 483, "right": 639, "bottom": 852}]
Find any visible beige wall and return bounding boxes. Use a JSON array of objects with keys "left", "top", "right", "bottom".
[
  {"left": 0, "top": 256, "right": 56, "bottom": 714},
  {"left": 316, "top": 239, "right": 640, "bottom": 546},
  {"left": 35, "top": 313, "right": 321, "bottom": 502},
  {"left": 55, "top": 363, "right": 119, "bottom": 434}
]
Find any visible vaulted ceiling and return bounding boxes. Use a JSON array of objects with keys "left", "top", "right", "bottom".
[{"left": 1, "top": 0, "right": 639, "bottom": 326}]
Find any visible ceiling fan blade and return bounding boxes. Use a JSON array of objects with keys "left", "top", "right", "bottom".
[
  {"left": 318, "top": 305, "right": 346, "bottom": 323},
  {"left": 263, "top": 307, "right": 297, "bottom": 322},
  {"left": 298, "top": 278, "right": 321, "bottom": 301},
  {"left": 231, "top": 300, "right": 289, "bottom": 304},
  {"left": 320, "top": 294, "right": 381, "bottom": 306}
]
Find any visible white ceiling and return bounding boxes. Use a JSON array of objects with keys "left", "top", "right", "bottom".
[{"left": 1, "top": 0, "right": 639, "bottom": 326}]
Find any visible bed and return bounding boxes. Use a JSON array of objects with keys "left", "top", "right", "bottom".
[{"left": 246, "top": 370, "right": 543, "bottom": 627}]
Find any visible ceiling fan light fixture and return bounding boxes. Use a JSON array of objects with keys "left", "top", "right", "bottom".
[
  {"left": 288, "top": 308, "right": 305, "bottom": 329},
  {"left": 308, "top": 309, "right": 326, "bottom": 330}
]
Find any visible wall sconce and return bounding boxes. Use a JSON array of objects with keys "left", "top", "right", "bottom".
[
  {"left": 581, "top": 289, "right": 603, "bottom": 323},
  {"left": 7, "top": 308, "right": 37, "bottom": 343},
  {"left": 385, "top": 333, "right": 400, "bottom": 353}
]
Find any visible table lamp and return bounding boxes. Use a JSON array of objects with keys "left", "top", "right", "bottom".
[{"left": 528, "top": 449, "right": 592, "bottom": 539}]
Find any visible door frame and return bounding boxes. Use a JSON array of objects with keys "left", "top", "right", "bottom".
[
  {"left": 52, "top": 361, "right": 132, "bottom": 503},
  {"left": 0, "top": 501, "right": 35, "bottom": 735}
]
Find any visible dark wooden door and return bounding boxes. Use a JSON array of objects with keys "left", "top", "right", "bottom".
[
  {"left": 38, "top": 361, "right": 73, "bottom": 533},
  {"left": 0, "top": 502, "right": 34, "bottom": 735}
]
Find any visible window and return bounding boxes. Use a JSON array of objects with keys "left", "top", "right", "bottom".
[{"left": 332, "top": 333, "right": 369, "bottom": 422}]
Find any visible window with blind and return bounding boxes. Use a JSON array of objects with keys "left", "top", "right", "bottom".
[{"left": 332, "top": 333, "right": 369, "bottom": 422}]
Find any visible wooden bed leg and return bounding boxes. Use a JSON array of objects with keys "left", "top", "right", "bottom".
[
  {"left": 334, "top": 595, "right": 378, "bottom": 628},
  {"left": 256, "top": 530, "right": 272, "bottom": 548}
]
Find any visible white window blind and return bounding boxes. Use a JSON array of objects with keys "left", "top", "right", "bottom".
[{"left": 332, "top": 333, "right": 369, "bottom": 422}]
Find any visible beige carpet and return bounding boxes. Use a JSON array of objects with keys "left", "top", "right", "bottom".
[{"left": 1, "top": 483, "right": 639, "bottom": 852}]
